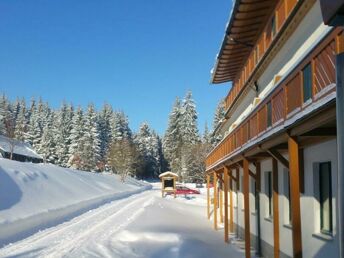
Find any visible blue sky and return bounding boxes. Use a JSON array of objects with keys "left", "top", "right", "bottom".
[{"left": 0, "top": 0, "right": 232, "bottom": 135}]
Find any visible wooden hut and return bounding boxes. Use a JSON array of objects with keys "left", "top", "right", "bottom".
[{"left": 159, "top": 171, "right": 178, "bottom": 198}]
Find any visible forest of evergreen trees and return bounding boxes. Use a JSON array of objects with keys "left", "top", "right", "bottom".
[{"left": 0, "top": 92, "right": 225, "bottom": 182}]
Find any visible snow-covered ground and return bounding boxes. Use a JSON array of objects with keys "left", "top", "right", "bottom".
[
  {"left": 0, "top": 158, "right": 150, "bottom": 247},
  {"left": 0, "top": 159, "right": 245, "bottom": 258}
]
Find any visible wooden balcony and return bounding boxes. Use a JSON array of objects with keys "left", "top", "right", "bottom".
[
  {"left": 223, "top": 0, "right": 307, "bottom": 112},
  {"left": 206, "top": 28, "right": 344, "bottom": 170}
]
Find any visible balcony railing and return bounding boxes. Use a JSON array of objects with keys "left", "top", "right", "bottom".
[
  {"left": 206, "top": 28, "right": 343, "bottom": 169},
  {"left": 224, "top": 0, "right": 302, "bottom": 112}
]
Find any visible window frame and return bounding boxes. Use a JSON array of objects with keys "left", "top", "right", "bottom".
[{"left": 319, "top": 162, "right": 333, "bottom": 235}]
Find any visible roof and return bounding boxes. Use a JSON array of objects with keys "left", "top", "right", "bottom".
[
  {"left": 0, "top": 135, "right": 43, "bottom": 160},
  {"left": 159, "top": 171, "right": 179, "bottom": 178},
  {"left": 211, "top": 0, "right": 277, "bottom": 84}
]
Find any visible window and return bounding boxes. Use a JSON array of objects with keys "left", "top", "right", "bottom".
[
  {"left": 319, "top": 162, "right": 332, "bottom": 234},
  {"left": 271, "top": 16, "right": 276, "bottom": 38},
  {"left": 265, "top": 171, "right": 273, "bottom": 217},
  {"left": 267, "top": 101, "right": 272, "bottom": 127},
  {"left": 303, "top": 63, "right": 313, "bottom": 102}
]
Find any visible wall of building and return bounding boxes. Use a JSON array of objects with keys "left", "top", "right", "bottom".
[
  {"left": 301, "top": 139, "right": 339, "bottom": 258},
  {"left": 228, "top": 138, "right": 339, "bottom": 258}
]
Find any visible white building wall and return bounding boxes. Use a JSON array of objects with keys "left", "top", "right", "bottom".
[
  {"left": 302, "top": 139, "right": 339, "bottom": 258},
  {"left": 259, "top": 159, "right": 274, "bottom": 248},
  {"left": 278, "top": 154, "right": 293, "bottom": 257}
]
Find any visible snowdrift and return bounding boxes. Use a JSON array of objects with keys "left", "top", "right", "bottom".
[{"left": 0, "top": 158, "right": 151, "bottom": 247}]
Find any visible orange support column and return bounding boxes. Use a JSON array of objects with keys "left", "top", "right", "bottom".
[
  {"left": 220, "top": 174, "right": 224, "bottom": 224},
  {"left": 288, "top": 136, "right": 303, "bottom": 258},
  {"left": 224, "top": 166, "right": 229, "bottom": 243},
  {"left": 272, "top": 158, "right": 280, "bottom": 258},
  {"left": 207, "top": 174, "right": 210, "bottom": 219},
  {"left": 243, "top": 158, "right": 251, "bottom": 258},
  {"left": 213, "top": 171, "right": 218, "bottom": 230}
]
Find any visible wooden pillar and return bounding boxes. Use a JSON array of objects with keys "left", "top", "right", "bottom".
[
  {"left": 214, "top": 171, "right": 218, "bottom": 230},
  {"left": 243, "top": 158, "right": 251, "bottom": 258},
  {"left": 288, "top": 136, "right": 303, "bottom": 258},
  {"left": 229, "top": 169, "right": 234, "bottom": 233},
  {"left": 272, "top": 158, "right": 280, "bottom": 258},
  {"left": 220, "top": 174, "right": 224, "bottom": 223},
  {"left": 207, "top": 174, "right": 210, "bottom": 219},
  {"left": 224, "top": 166, "right": 229, "bottom": 243}
]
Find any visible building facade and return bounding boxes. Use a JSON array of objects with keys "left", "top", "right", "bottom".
[{"left": 206, "top": 1, "right": 343, "bottom": 258}]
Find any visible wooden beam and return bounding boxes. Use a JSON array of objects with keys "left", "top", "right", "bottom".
[
  {"left": 272, "top": 158, "right": 280, "bottom": 258},
  {"left": 224, "top": 166, "right": 229, "bottom": 243},
  {"left": 288, "top": 136, "right": 303, "bottom": 258},
  {"left": 267, "top": 148, "right": 289, "bottom": 169},
  {"left": 207, "top": 174, "right": 210, "bottom": 219},
  {"left": 238, "top": 160, "right": 257, "bottom": 179},
  {"left": 243, "top": 158, "right": 251, "bottom": 258},
  {"left": 290, "top": 105, "right": 336, "bottom": 136},
  {"left": 301, "top": 127, "right": 336, "bottom": 136},
  {"left": 214, "top": 172, "right": 218, "bottom": 230}
]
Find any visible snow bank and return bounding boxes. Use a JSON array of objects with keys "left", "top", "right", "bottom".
[{"left": 0, "top": 158, "right": 151, "bottom": 247}]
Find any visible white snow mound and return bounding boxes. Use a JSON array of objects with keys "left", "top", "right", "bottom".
[{"left": 0, "top": 158, "right": 151, "bottom": 247}]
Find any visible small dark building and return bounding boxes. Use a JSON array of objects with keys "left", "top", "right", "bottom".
[{"left": 0, "top": 135, "right": 43, "bottom": 163}]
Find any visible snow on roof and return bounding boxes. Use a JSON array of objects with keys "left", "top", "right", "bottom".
[
  {"left": 0, "top": 135, "right": 43, "bottom": 159},
  {"left": 159, "top": 171, "right": 179, "bottom": 178}
]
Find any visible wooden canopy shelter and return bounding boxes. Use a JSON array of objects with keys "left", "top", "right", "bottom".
[
  {"left": 159, "top": 171, "right": 179, "bottom": 198},
  {"left": 211, "top": 0, "right": 277, "bottom": 84}
]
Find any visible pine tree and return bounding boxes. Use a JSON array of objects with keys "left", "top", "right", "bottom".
[
  {"left": 80, "top": 103, "right": 100, "bottom": 171},
  {"left": 134, "top": 122, "right": 161, "bottom": 178},
  {"left": 40, "top": 111, "right": 58, "bottom": 163},
  {"left": 14, "top": 98, "right": 28, "bottom": 141},
  {"left": 163, "top": 97, "right": 183, "bottom": 176},
  {"left": 55, "top": 103, "right": 73, "bottom": 166},
  {"left": 180, "top": 91, "right": 200, "bottom": 145},
  {"left": 26, "top": 99, "right": 43, "bottom": 148},
  {"left": 111, "top": 111, "right": 132, "bottom": 141},
  {"left": 67, "top": 106, "right": 85, "bottom": 168},
  {"left": 98, "top": 103, "right": 113, "bottom": 164},
  {"left": 212, "top": 98, "right": 225, "bottom": 146}
]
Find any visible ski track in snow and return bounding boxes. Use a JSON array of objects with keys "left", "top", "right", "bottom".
[{"left": 0, "top": 191, "right": 154, "bottom": 258}]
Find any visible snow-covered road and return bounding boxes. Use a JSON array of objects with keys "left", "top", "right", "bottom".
[{"left": 0, "top": 187, "right": 244, "bottom": 258}]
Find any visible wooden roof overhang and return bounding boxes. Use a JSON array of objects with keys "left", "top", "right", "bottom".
[{"left": 211, "top": 0, "right": 278, "bottom": 84}]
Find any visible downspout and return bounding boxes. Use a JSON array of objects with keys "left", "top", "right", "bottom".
[{"left": 336, "top": 51, "right": 344, "bottom": 258}]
